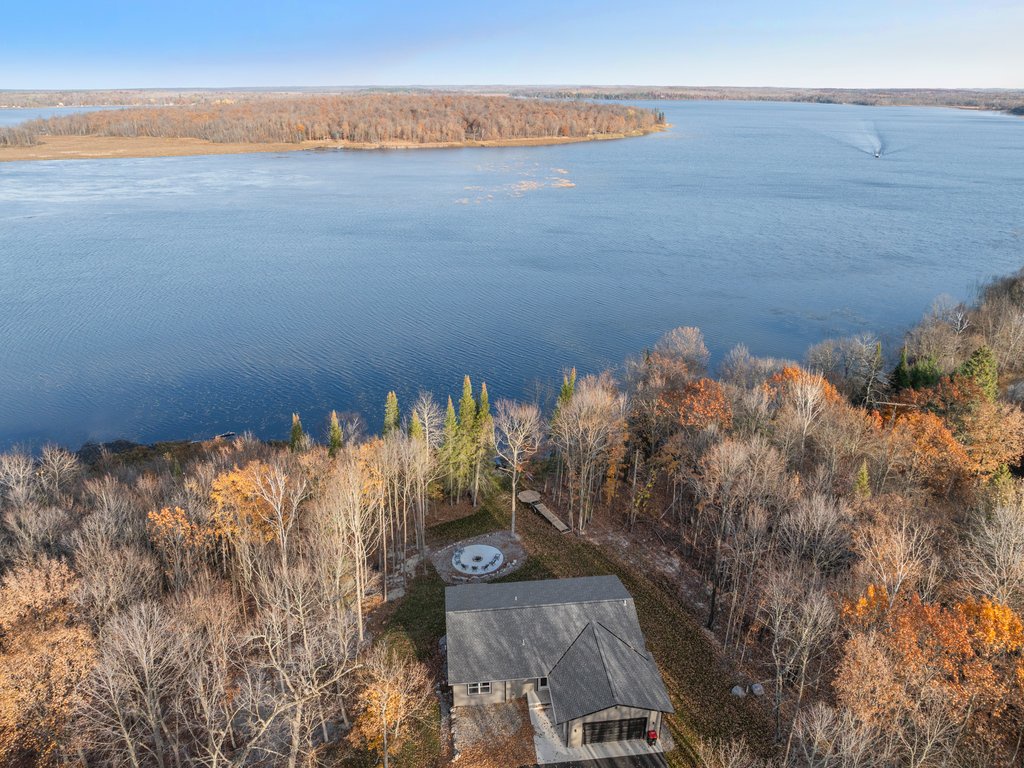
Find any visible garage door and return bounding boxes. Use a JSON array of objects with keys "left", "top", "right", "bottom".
[{"left": 582, "top": 717, "right": 648, "bottom": 744}]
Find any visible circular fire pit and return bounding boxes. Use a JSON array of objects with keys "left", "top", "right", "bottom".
[{"left": 452, "top": 544, "right": 504, "bottom": 576}]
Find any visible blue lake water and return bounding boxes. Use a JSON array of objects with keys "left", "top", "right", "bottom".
[
  {"left": 0, "top": 105, "right": 125, "bottom": 126},
  {"left": 1, "top": 101, "right": 1022, "bottom": 449}
]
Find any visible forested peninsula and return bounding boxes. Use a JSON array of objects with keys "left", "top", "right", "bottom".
[
  {"left": 2, "top": 268, "right": 1024, "bottom": 766},
  {"left": 0, "top": 93, "right": 665, "bottom": 161}
]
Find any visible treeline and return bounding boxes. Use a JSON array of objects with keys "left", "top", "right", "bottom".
[
  {"left": 2, "top": 269, "right": 1024, "bottom": 766},
  {"left": 0, "top": 127, "right": 36, "bottom": 147},
  {"left": 1, "top": 93, "right": 663, "bottom": 147},
  {"left": 0, "top": 89, "right": 245, "bottom": 108},
  {"left": 0, "top": 87, "right": 433, "bottom": 109},
  {"left": 513, "top": 85, "right": 1024, "bottom": 112}
]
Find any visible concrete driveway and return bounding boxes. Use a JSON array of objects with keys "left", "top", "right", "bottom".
[{"left": 534, "top": 753, "right": 669, "bottom": 768}]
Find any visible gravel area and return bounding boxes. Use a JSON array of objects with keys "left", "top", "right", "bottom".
[{"left": 453, "top": 699, "right": 536, "bottom": 767}]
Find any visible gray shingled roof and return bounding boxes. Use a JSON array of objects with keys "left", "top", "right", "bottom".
[
  {"left": 446, "top": 575, "right": 631, "bottom": 613},
  {"left": 547, "top": 622, "right": 674, "bottom": 724},
  {"left": 446, "top": 576, "right": 645, "bottom": 685},
  {"left": 446, "top": 576, "right": 673, "bottom": 723}
]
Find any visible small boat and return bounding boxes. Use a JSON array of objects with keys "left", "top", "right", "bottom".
[{"left": 874, "top": 150, "right": 881, "bottom": 158}]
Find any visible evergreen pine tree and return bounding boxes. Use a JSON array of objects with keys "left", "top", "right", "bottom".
[
  {"left": 456, "top": 376, "right": 477, "bottom": 499},
  {"left": 442, "top": 396, "right": 459, "bottom": 502},
  {"left": 555, "top": 367, "right": 577, "bottom": 419},
  {"left": 383, "top": 391, "right": 400, "bottom": 435},
  {"left": 892, "top": 346, "right": 912, "bottom": 391},
  {"left": 328, "top": 410, "right": 343, "bottom": 457},
  {"left": 478, "top": 381, "right": 490, "bottom": 421},
  {"left": 458, "top": 375, "right": 476, "bottom": 434},
  {"left": 409, "top": 410, "right": 424, "bottom": 441},
  {"left": 854, "top": 459, "right": 871, "bottom": 498},
  {"left": 471, "top": 382, "right": 494, "bottom": 506},
  {"left": 909, "top": 356, "right": 941, "bottom": 390},
  {"left": 289, "top": 412, "right": 304, "bottom": 452},
  {"left": 990, "top": 463, "right": 1015, "bottom": 504},
  {"left": 444, "top": 395, "right": 458, "bottom": 437},
  {"left": 958, "top": 346, "right": 999, "bottom": 401}
]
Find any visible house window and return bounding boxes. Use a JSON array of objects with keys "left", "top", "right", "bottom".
[
  {"left": 467, "top": 682, "right": 491, "bottom": 695},
  {"left": 538, "top": 677, "right": 549, "bottom": 690}
]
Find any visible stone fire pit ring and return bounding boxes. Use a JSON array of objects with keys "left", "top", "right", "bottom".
[{"left": 452, "top": 544, "right": 504, "bottom": 576}]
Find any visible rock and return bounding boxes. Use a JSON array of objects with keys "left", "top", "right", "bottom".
[
  {"left": 751, "top": 683, "right": 765, "bottom": 697},
  {"left": 731, "top": 685, "right": 746, "bottom": 698}
]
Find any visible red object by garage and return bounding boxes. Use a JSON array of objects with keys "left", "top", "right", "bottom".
[{"left": 646, "top": 730, "right": 658, "bottom": 745}]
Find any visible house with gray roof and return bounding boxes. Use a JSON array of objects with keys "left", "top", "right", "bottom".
[{"left": 445, "top": 575, "right": 674, "bottom": 748}]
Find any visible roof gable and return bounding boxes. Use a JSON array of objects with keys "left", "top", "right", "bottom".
[{"left": 548, "top": 622, "right": 675, "bottom": 724}]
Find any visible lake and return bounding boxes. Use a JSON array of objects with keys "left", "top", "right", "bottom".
[{"left": 1, "top": 101, "right": 1021, "bottom": 449}]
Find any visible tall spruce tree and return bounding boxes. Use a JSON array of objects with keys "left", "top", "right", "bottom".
[
  {"left": 554, "top": 367, "right": 577, "bottom": 421},
  {"left": 456, "top": 376, "right": 477, "bottom": 500},
  {"left": 328, "top": 410, "right": 343, "bottom": 457},
  {"left": 409, "top": 410, "right": 424, "bottom": 442},
  {"left": 892, "top": 347, "right": 912, "bottom": 391},
  {"left": 472, "top": 382, "right": 494, "bottom": 506},
  {"left": 958, "top": 346, "right": 999, "bottom": 402},
  {"left": 383, "top": 391, "right": 400, "bottom": 435},
  {"left": 457, "top": 376, "right": 476, "bottom": 434},
  {"left": 442, "top": 396, "right": 459, "bottom": 502},
  {"left": 289, "top": 413, "right": 304, "bottom": 452},
  {"left": 909, "top": 356, "right": 941, "bottom": 390}
]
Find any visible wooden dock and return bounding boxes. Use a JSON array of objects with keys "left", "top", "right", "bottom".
[{"left": 518, "top": 490, "right": 571, "bottom": 534}]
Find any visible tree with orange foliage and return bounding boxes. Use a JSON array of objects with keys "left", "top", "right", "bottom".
[
  {"left": 763, "top": 365, "right": 843, "bottom": 406},
  {"left": 894, "top": 375, "right": 1024, "bottom": 480},
  {"left": 678, "top": 377, "right": 733, "bottom": 432},
  {"left": 890, "top": 410, "right": 970, "bottom": 494},
  {"left": 839, "top": 588, "right": 1024, "bottom": 763},
  {"left": 0, "top": 557, "right": 95, "bottom": 767}
]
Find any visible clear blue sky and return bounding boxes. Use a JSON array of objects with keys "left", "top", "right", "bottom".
[{"left": 4, "top": 0, "right": 1021, "bottom": 89}]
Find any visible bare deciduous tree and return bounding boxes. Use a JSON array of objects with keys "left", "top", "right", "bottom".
[
  {"left": 653, "top": 326, "right": 710, "bottom": 377},
  {"left": 961, "top": 502, "right": 1024, "bottom": 611},
  {"left": 311, "top": 451, "right": 380, "bottom": 643},
  {"left": 778, "top": 493, "right": 852, "bottom": 576},
  {"left": 79, "top": 602, "right": 187, "bottom": 768},
  {"left": 550, "top": 374, "right": 626, "bottom": 531},
  {"left": 494, "top": 399, "right": 543, "bottom": 534},
  {"left": 854, "top": 513, "right": 935, "bottom": 606}
]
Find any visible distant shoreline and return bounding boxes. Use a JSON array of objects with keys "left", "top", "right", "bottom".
[{"left": 0, "top": 126, "right": 663, "bottom": 163}]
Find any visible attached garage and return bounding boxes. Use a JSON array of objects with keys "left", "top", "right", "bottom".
[{"left": 583, "top": 717, "right": 648, "bottom": 744}]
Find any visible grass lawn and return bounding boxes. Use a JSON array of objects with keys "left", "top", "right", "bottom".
[{"left": 400, "top": 494, "right": 773, "bottom": 767}]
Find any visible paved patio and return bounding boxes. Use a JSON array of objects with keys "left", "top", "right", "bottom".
[
  {"left": 431, "top": 530, "right": 527, "bottom": 584},
  {"left": 526, "top": 692, "right": 673, "bottom": 767}
]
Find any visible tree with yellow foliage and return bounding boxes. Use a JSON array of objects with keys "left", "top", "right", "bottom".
[
  {"left": 146, "top": 505, "right": 213, "bottom": 587},
  {"left": 0, "top": 557, "right": 95, "bottom": 767},
  {"left": 210, "top": 459, "right": 311, "bottom": 573},
  {"left": 348, "top": 640, "right": 430, "bottom": 768}
]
